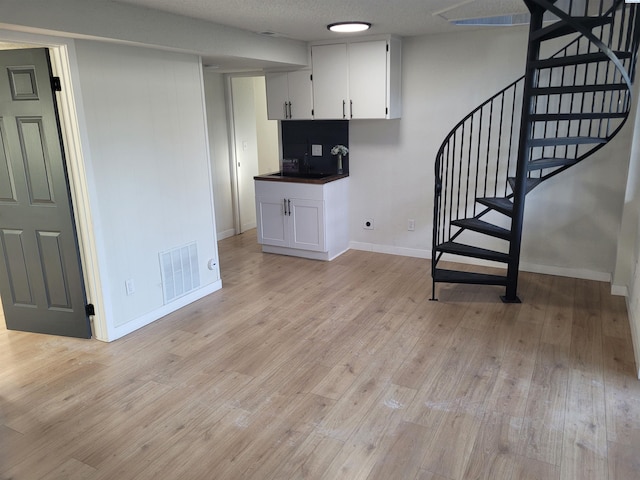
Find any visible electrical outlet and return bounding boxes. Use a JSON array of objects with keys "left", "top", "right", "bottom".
[
  {"left": 311, "top": 144, "right": 322, "bottom": 156},
  {"left": 408, "top": 219, "right": 415, "bottom": 231},
  {"left": 125, "top": 278, "right": 135, "bottom": 296},
  {"left": 363, "top": 218, "right": 374, "bottom": 230}
]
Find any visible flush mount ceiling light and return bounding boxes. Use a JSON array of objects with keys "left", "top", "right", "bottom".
[{"left": 327, "top": 22, "right": 371, "bottom": 33}]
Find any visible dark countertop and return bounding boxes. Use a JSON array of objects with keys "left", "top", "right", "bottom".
[{"left": 254, "top": 172, "right": 349, "bottom": 185}]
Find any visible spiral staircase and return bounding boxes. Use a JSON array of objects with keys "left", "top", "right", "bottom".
[{"left": 431, "top": 0, "right": 640, "bottom": 302}]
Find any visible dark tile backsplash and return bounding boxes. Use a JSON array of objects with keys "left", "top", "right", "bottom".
[{"left": 281, "top": 120, "right": 349, "bottom": 175}]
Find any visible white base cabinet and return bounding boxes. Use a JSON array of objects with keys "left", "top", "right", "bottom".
[{"left": 255, "top": 178, "right": 349, "bottom": 261}]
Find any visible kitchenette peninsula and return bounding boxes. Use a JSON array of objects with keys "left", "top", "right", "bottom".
[{"left": 254, "top": 173, "right": 349, "bottom": 261}]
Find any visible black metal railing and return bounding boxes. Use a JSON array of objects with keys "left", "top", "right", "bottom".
[{"left": 432, "top": 78, "right": 524, "bottom": 261}]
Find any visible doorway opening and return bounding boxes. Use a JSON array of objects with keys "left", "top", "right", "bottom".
[{"left": 228, "top": 75, "right": 279, "bottom": 235}]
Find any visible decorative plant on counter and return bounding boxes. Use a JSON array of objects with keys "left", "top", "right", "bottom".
[{"left": 331, "top": 145, "right": 348, "bottom": 174}]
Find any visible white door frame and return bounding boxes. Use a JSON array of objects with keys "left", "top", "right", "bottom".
[
  {"left": 0, "top": 29, "right": 107, "bottom": 341},
  {"left": 224, "top": 73, "right": 242, "bottom": 235}
]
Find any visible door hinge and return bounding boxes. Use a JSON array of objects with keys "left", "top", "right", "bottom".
[
  {"left": 51, "top": 76, "right": 62, "bottom": 92},
  {"left": 85, "top": 304, "right": 95, "bottom": 316}
]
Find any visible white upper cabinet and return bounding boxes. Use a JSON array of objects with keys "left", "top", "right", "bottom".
[
  {"left": 265, "top": 70, "right": 313, "bottom": 120},
  {"left": 311, "top": 36, "right": 402, "bottom": 120}
]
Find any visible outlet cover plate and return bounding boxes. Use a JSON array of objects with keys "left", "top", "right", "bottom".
[{"left": 311, "top": 144, "right": 322, "bottom": 156}]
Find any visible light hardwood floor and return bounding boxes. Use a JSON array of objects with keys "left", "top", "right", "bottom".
[{"left": 1, "top": 230, "right": 639, "bottom": 479}]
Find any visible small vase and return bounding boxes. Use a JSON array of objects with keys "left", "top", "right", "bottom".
[{"left": 337, "top": 154, "right": 343, "bottom": 174}]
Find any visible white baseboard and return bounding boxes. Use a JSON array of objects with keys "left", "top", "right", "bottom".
[
  {"left": 242, "top": 222, "right": 257, "bottom": 232},
  {"left": 349, "top": 241, "right": 611, "bottom": 282},
  {"left": 101, "top": 279, "right": 222, "bottom": 342},
  {"left": 611, "top": 284, "right": 629, "bottom": 297},
  {"left": 623, "top": 294, "right": 640, "bottom": 379},
  {"left": 217, "top": 228, "right": 236, "bottom": 240},
  {"left": 518, "top": 261, "right": 611, "bottom": 283},
  {"left": 349, "top": 242, "right": 430, "bottom": 259}
]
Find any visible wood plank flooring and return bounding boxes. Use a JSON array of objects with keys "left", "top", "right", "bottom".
[{"left": 1, "top": 230, "right": 639, "bottom": 479}]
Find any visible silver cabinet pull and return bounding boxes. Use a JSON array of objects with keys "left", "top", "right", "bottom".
[
  {"left": 350, "top": 100, "right": 353, "bottom": 119},
  {"left": 287, "top": 199, "right": 291, "bottom": 216},
  {"left": 283, "top": 198, "right": 287, "bottom": 215},
  {"left": 342, "top": 100, "right": 346, "bottom": 119}
]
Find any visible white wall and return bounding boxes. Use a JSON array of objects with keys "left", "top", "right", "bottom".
[
  {"left": 623, "top": 200, "right": 640, "bottom": 378},
  {"left": 613, "top": 84, "right": 640, "bottom": 377},
  {"left": 349, "top": 26, "right": 635, "bottom": 282},
  {"left": 204, "top": 70, "right": 235, "bottom": 240},
  {"left": 74, "top": 40, "right": 221, "bottom": 340}
]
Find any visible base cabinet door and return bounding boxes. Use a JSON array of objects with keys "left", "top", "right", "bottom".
[
  {"left": 256, "top": 195, "right": 324, "bottom": 252},
  {"left": 256, "top": 196, "right": 288, "bottom": 247},
  {"left": 289, "top": 198, "right": 325, "bottom": 252}
]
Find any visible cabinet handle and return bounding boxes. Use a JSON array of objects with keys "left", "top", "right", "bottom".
[
  {"left": 350, "top": 100, "right": 353, "bottom": 119},
  {"left": 342, "top": 100, "right": 346, "bottom": 119},
  {"left": 287, "top": 199, "right": 291, "bottom": 216},
  {"left": 288, "top": 102, "right": 292, "bottom": 119},
  {"left": 283, "top": 103, "right": 288, "bottom": 119},
  {"left": 283, "top": 198, "right": 288, "bottom": 215}
]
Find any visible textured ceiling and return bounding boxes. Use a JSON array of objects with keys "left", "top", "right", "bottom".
[{"left": 108, "top": 0, "right": 531, "bottom": 42}]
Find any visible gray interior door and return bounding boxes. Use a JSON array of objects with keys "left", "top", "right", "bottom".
[{"left": 0, "top": 48, "right": 90, "bottom": 338}]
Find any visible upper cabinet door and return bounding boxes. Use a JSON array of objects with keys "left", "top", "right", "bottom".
[
  {"left": 348, "top": 40, "right": 388, "bottom": 119},
  {"left": 287, "top": 70, "right": 313, "bottom": 120},
  {"left": 311, "top": 43, "right": 349, "bottom": 120},
  {"left": 265, "top": 71, "right": 313, "bottom": 120},
  {"left": 265, "top": 72, "right": 290, "bottom": 120}
]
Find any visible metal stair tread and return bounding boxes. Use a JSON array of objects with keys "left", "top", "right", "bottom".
[
  {"left": 451, "top": 218, "right": 511, "bottom": 240},
  {"left": 527, "top": 157, "right": 578, "bottom": 170},
  {"left": 476, "top": 197, "right": 514, "bottom": 216},
  {"left": 531, "top": 83, "right": 628, "bottom": 95},
  {"left": 530, "top": 111, "right": 627, "bottom": 121},
  {"left": 531, "top": 16, "right": 612, "bottom": 42},
  {"left": 433, "top": 268, "right": 508, "bottom": 286},
  {"left": 531, "top": 51, "right": 633, "bottom": 68},
  {"left": 507, "top": 176, "right": 542, "bottom": 193},
  {"left": 435, "top": 241, "right": 510, "bottom": 263},
  {"left": 528, "top": 136, "right": 606, "bottom": 147}
]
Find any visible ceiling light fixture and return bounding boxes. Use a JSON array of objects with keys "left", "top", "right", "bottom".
[{"left": 327, "top": 22, "right": 371, "bottom": 33}]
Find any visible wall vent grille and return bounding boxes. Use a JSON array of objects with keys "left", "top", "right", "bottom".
[{"left": 159, "top": 242, "right": 200, "bottom": 304}]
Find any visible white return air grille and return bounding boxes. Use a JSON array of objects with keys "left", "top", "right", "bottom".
[{"left": 159, "top": 242, "right": 200, "bottom": 304}]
